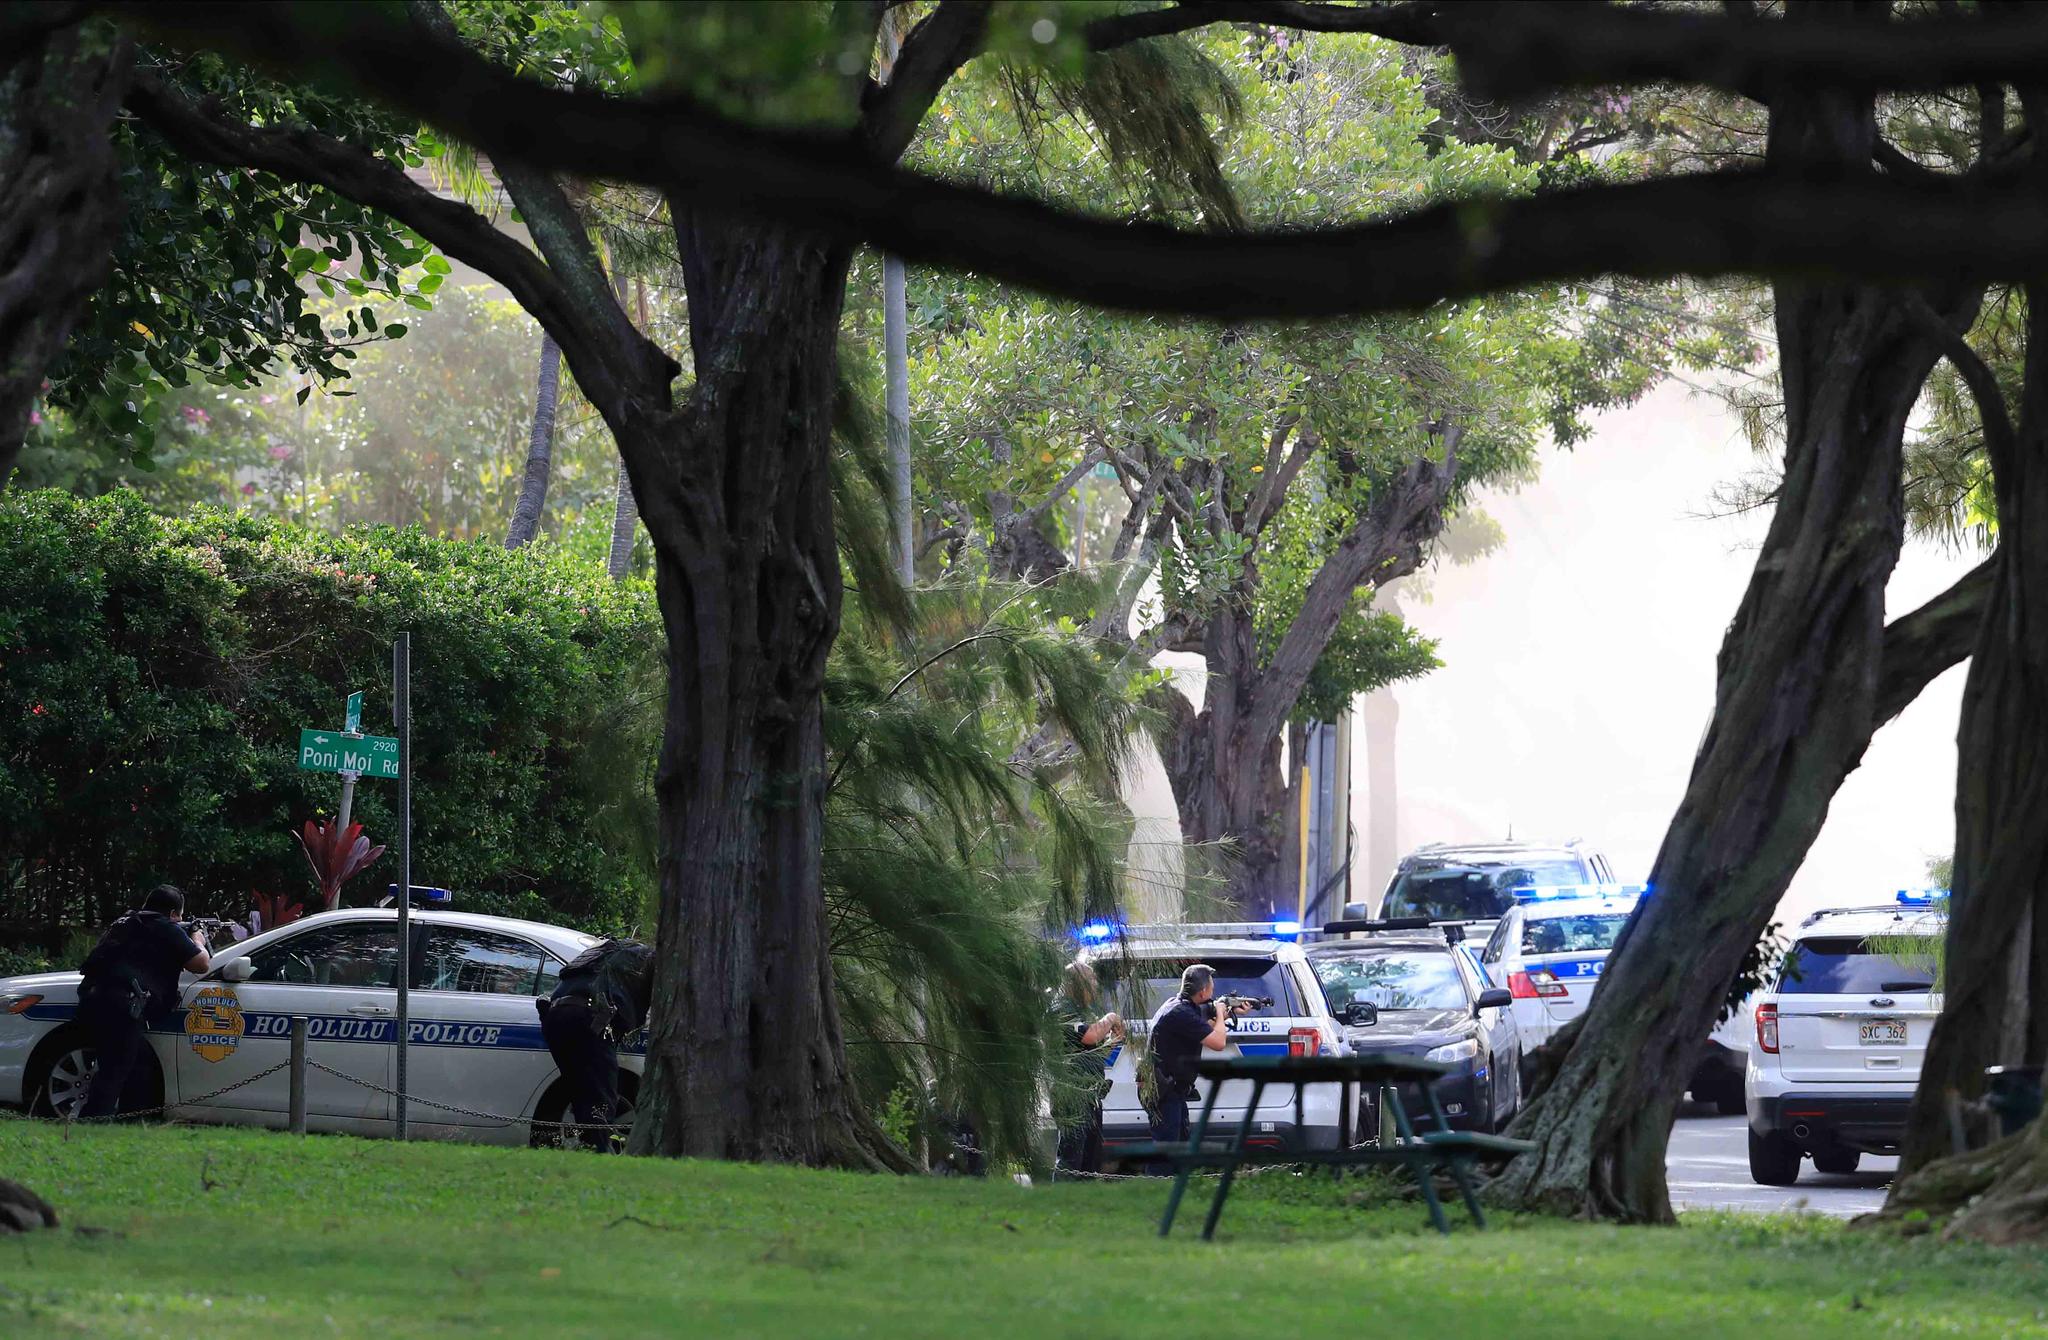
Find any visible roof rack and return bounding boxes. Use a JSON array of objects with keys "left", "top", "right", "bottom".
[
  {"left": 1320, "top": 916, "right": 1466, "bottom": 944},
  {"left": 1076, "top": 920, "right": 1305, "bottom": 945},
  {"left": 1799, "top": 902, "right": 1948, "bottom": 929}
]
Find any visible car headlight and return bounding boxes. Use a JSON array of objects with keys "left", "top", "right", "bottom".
[
  {"left": 1424, "top": 1039, "right": 1478, "bottom": 1064},
  {"left": 0, "top": 992, "right": 44, "bottom": 1015}
]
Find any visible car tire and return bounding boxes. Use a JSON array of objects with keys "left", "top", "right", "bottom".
[
  {"left": 27, "top": 1029, "right": 163, "bottom": 1121},
  {"left": 1813, "top": 1149, "right": 1861, "bottom": 1175},
  {"left": 1714, "top": 1088, "right": 1746, "bottom": 1118},
  {"left": 1748, "top": 1127, "right": 1801, "bottom": 1186}
]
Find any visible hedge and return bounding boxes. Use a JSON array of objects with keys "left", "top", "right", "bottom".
[{"left": 0, "top": 490, "right": 661, "bottom": 941}]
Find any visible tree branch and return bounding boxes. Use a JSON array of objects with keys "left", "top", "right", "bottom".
[
  {"left": 1907, "top": 294, "right": 2020, "bottom": 481},
  {"left": 1876, "top": 556, "right": 1994, "bottom": 726},
  {"left": 861, "top": 0, "right": 992, "bottom": 162},
  {"left": 1083, "top": 1, "right": 1445, "bottom": 52},
  {"left": 110, "top": 3, "right": 2048, "bottom": 323},
  {"left": 1247, "top": 425, "right": 1462, "bottom": 747}
]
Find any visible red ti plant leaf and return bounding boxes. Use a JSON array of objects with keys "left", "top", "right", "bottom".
[
  {"left": 294, "top": 818, "right": 389, "bottom": 911},
  {"left": 252, "top": 889, "right": 306, "bottom": 932}
]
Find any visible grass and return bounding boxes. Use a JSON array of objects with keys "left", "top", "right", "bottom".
[{"left": 2, "top": 1115, "right": 2045, "bottom": 1338}]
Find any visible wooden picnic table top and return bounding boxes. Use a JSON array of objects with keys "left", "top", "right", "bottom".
[{"left": 1194, "top": 1052, "right": 1453, "bottom": 1084}]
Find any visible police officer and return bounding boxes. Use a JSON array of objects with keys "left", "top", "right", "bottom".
[
  {"left": 535, "top": 936, "right": 653, "bottom": 1148},
  {"left": 1144, "top": 963, "right": 1242, "bottom": 1152},
  {"left": 1056, "top": 961, "right": 1123, "bottom": 1176},
  {"left": 75, "top": 886, "right": 210, "bottom": 1119}
]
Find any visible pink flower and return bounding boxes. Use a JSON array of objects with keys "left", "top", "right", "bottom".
[
  {"left": 241, "top": 482, "right": 257, "bottom": 496},
  {"left": 259, "top": 394, "right": 277, "bottom": 406},
  {"left": 181, "top": 405, "right": 211, "bottom": 425},
  {"left": 269, "top": 445, "right": 294, "bottom": 461},
  {"left": 27, "top": 411, "right": 40, "bottom": 426}
]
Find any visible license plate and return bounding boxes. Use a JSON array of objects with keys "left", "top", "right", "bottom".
[{"left": 1860, "top": 1019, "right": 1907, "bottom": 1046}]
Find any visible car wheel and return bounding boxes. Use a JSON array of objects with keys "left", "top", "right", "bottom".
[
  {"left": 29, "top": 1037, "right": 97, "bottom": 1119},
  {"left": 1715, "top": 1088, "right": 1746, "bottom": 1117},
  {"left": 1813, "top": 1149, "right": 1861, "bottom": 1175},
  {"left": 1748, "top": 1127, "right": 1801, "bottom": 1186}
]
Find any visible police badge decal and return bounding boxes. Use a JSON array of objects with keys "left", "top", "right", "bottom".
[{"left": 184, "top": 983, "right": 245, "bottom": 1063}]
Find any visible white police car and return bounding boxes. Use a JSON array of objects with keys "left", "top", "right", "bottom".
[
  {"left": 1478, "top": 883, "right": 1644, "bottom": 1056},
  {"left": 1070, "top": 922, "right": 1355, "bottom": 1164},
  {"left": 1745, "top": 895, "right": 1944, "bottom": 1185},
  {"left": 0, "top": 907, "right": 641, "bottom": 1145}
]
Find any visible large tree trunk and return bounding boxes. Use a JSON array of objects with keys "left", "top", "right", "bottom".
[
  {"left": 624, "top": 216, "right": 905, "bottom": 1168},
  {"left": 504, "top": 332, "right": 560, "bottom": 547},
  {"left": 1898, "top": 293, "right": 2048, "bottom": 1179},
  {"left": 1489, "top": 63, "right": 1981, "bottom": 1220},
  {"left": 0, "top": 26, "right": 129, "bottom": 488},
  {"left": 606, "top": 460, "right": 637, "bottom": 580}
]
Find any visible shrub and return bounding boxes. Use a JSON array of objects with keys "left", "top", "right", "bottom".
[{"left": 0, "top": 490, "right": 660, "bottom": 938}]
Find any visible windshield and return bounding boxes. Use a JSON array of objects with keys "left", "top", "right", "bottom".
[
  {"left": 1382, "top": 859, "right": 1582, "bottom": 921},
  {"left": 1101, "top": 955, "right": 1303, "bottom": 1022},
  {"left": 1312, "top": 950, "right": 1468, "bottom": 1012},
  {"left": 1524, "top": 914, "right": 1631, "bottom": 955},
  {"left": 1778, "top": 937, "right": 1936, "bottom": 994}
]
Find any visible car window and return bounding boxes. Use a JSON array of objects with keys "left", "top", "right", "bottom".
[
  {"left": 1383, "top": 867, "right": 1519, "bottom": 920},
  {"left": 414, "top": 927, "right": 554, "bottom": 995},
  {"left": 1101, "top": 955, "right": 1303, "bottom": 1021},
  {"left": 1523, "top": 914, "right": 1631, "bottom": 955},
  {"left": 1312, "top": 950, "right": 1468, "bottom": 1011},
  {"left": 247, "top": 922, "right": 400, "bottom": 988},
  {"left": 1778, "top": 936, "right": 1937, "bottom": 994},
  {"left": 1482, "top": 913, "right": 1517, "bottom": 964},
  {"left": 1460, "top": 947, "right": 1498, "bottom": 990}
]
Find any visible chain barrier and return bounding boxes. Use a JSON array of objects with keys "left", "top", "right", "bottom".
[
  {"left": 62, "top": 1061, "right": 293, "bottom": 1128},
  {"left": 300, "top": 1058, "right": 635, "bottom": 1133}
]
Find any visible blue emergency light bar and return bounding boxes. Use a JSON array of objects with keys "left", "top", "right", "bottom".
[
  {"left": 387, "top": 884, "right": 452, "bottom": 907},
  {"left": 1075, "top": 919, "right": 1306, "bottom": 944},
  {"left": 1510, "top": 882, "right": 1647, "bottom": 903},
  {"left": 1895, "top": 888, "right": 1949, "bottom": 906}
]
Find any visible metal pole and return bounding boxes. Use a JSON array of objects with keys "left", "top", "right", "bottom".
[
  {"left": 393, "top": 632, "right": 411, "bottom": 1139},
  {"left": 289, "top": 1015, "right": 308, "bottom": 1135},
  {"left": 337, "top": 774, "right": 357, "bottom": 830}
]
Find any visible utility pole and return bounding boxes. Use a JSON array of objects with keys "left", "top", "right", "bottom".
[{"left": 881, "top": 22, "right": 913, "bottom": 585}]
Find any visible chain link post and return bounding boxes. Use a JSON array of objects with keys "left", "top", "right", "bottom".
[{"left": 289, "top": 1015, "right": 308, "bottom": 1135}]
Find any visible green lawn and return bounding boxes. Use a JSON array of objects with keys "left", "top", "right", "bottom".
[{"left": 2, "top": 1116, "right": 2043, "bottom": 1338}]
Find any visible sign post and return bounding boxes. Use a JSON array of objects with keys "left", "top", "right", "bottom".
[{"left": 393, "top": 632, "right": 412, "bottom": 1140}]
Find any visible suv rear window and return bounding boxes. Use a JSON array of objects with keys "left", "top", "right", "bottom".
[
  {"left": 1777, "top": 936, "right": 1936, "bottom": 994},
  {"left": 1524, "top": 914, "right": 1630, "bottom": 955},
  {"left": 1103, "top": 955, "right": 1303, "bottom": 1021}
]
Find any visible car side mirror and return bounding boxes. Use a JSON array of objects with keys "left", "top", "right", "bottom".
[
  {"left": 1343, "top": 1001, "right": 1378, "bottom": 1027},
  {"left": 219, "top": 957, "right": 255, "bottom": 983},
  {"left": 1474, "top": 986, "right": 1512, "bottom": 1015}
]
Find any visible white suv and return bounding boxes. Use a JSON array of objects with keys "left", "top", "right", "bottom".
[
  {"left": 1745, "top": 899, "right": 1944, "bottom": 1185},
  {"left": 1070, "top": 925, "right": 1352, "bottom": 1166}
]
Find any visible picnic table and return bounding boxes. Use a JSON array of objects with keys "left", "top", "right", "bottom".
[{"left": 1146, "top": 1052, "right": 1532, "bottom": 1239}]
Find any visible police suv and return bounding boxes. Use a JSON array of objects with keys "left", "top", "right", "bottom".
[
  {"left": 1745, "top": 895, "right": 1944, "bottom": 1185},
  {"left": 1379, "top": 840, "right": 1618, "bottom": 941},
  {"left": 1478, "top": 883, "right": 1643, "bottom": 1055},
  {"left": 1071, "top": 922, "right": 1354, "bottom": 1164},
  {"left": 0, "top": 907, "right": 641, "bottom": 1144}
]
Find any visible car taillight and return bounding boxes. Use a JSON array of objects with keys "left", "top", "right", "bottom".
[
  {"left": 1756, "top": 1003, "right": 1779, "bottom": 1054},
  {"left": 1509, "top": 970, "right": 1567, "bottom": 999},
  {"left": 1288, "top": 1027, "right": 1320, "bottom": 1058}
]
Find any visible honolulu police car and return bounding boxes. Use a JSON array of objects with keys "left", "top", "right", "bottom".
[
  {"left": 1479, "top": 883, "right": 1643, "bottom": 1059},
  {"left": 1069, "top": 922, "right": 1354, "bottom": 1164},
  {"left": 0, "top": 907, "right": 641, "bottom": 1144}
]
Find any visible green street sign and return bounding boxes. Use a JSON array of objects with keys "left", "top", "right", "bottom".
[
  {"left": 344, "top": 691, "right": 363, "bottom": 736},
  {"left": 299, "top": 728, "right": 400, "bottom": 779}
]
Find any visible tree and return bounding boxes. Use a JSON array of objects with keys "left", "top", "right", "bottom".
[
  {"left": 503, "top": 333, "right": 561, "bottom": 548},
  {"left": 44, "top": 0, "right": 2037, "bottom": 1181}
]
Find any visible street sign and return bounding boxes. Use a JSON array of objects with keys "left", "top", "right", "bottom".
[
  {"left": 344, "top": 691, "right": 363, "bottom": 736},
  {"left": 298, "top": 728, "right": 400, "bottom": 779}
]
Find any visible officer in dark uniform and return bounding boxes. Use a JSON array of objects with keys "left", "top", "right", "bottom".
[
  {"left": 1144, "top": 963, "right": 1241, "bottom": 1152},
  {"left": 535, "top": 937, "right": 654, "bottom": 1148},
  {"left": 75, "top": 886, "right": 210, "bottom": 1119}
]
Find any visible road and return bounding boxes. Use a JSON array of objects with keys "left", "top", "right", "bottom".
[{"left": 1666, "top": 1109, "right": 1895, "bottom": 1218}]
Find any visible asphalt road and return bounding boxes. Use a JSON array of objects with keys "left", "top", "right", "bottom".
[{"left": 1666, "top": 1109, "right": 1895, "bottom": 1218}]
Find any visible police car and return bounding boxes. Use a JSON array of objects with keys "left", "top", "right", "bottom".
[
  {"left": 0, "top": 907, "right": 641, "bottom": 1145},
  {"left": 1745, "top": 895, "right": 1944, "bottom": 1185},
  {"left": 1069, "top": 922, "right": 1354, "bottom": 1164},
  {"left": 1478, "top": 883, "right": 1644, "bottom": 1057}
]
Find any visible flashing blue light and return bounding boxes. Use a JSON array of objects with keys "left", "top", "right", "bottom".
[
  {"left": 1896, "top": 888, "right": 1948, "bottom": 906},
  {"left": 1511, "top": 882, "right": 1646, "bottom": 904},
  {"left": 1270, "top": 919, "right": 1303, "bottom": 941},
  {"left": 1079, "top": 921, "right": 1116, "bottom": 943}
]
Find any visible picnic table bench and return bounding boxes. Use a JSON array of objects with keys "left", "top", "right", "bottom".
[{"left": 1137, "top": 1052, "right": 1532, "bottom": 1240}]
